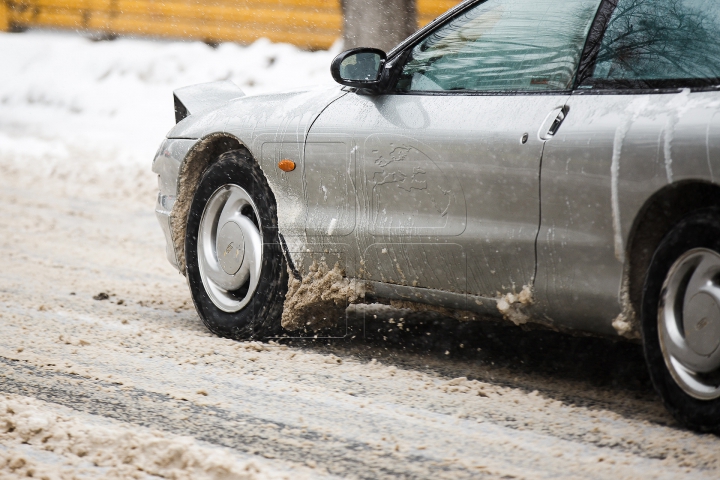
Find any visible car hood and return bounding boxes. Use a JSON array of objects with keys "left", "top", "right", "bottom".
[{"left": 166, "top": 84, "right": 347, "bottom": 141}]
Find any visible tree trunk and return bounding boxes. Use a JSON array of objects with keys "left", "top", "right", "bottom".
[{"left": 341, "top": 0, "right": 417, "bottom": 53}]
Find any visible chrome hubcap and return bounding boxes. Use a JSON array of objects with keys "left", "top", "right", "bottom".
[
  {"left": 198, "top": 184, "right": 262, "bottom": 312},
  {"left": 660, "top": 248, "right": 720, "bottom": 399}
]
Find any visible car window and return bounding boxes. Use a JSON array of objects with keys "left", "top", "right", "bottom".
[
  {"left": 590, "top": 0, "right": 720, "bottom": 87},
  {"left": 394, "top": 0, "right": 602, "bottom": 93}
]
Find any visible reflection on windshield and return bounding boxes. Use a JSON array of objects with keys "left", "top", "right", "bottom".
[
  {"left": 396, "top": 0, "right": 602, "bottom": 93},
  {"left": 593, "top": 0, "right": 720, "bottom": 84}
]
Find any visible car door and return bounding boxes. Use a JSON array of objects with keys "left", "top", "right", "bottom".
[
  {"left": 308, "top": 0, "right": 603, "bottom": 300},
  {"left": 536, "top": 0, "right": 720, "bottom": 335}
]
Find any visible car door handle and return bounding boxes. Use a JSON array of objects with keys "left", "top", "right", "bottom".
[{"left": 538, "top": 106, "right": 569, "bottom": 141}]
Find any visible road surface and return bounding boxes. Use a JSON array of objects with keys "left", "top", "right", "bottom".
[{"left": 0, "top": 163, "right": 719, "bottom": 479}]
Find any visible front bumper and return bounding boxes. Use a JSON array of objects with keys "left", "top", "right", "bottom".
[{"left": 152, "top": 138, "right": 196, "bottom": 271}]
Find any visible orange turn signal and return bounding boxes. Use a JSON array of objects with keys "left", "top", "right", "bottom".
[{"left": 278, "top": 159, "right": 296, "bottom": 172}]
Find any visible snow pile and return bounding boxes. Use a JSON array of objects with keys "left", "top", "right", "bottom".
[
  {"left": 0, "top": 394, "right": 283, "bottom": 479},
  {"left": 0, "top": 31, "right": 340, "bottom": 202},
  {"left": 496, "top": 285, "right": 533, "bottom": 326}
]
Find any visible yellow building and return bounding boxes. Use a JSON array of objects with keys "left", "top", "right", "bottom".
[{"left": 0, "top": 0, "right": 460, "bottom": 50}]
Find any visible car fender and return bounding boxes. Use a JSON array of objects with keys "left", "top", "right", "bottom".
[{"left": 157, "top": 85, "right": 348, "bottom": 275}]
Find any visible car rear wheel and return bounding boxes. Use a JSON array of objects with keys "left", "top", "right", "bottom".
[
  {"left": 642, "top": 210, "right": 720, "bottom": 431},
  {"left": 185, "top": 150, "right": 287, "bottom": 339}
]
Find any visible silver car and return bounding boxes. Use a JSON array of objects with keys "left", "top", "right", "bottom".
[{"left": 152, "top": 0, "right": 720, "bottom": 430}]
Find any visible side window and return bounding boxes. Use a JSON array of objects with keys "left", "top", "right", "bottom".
[
  {"left": 589, "top": 0, "right": 720, "bottom": 87},
  {"left": 395, "top": 0, "right": 602, "bottom": 93}
]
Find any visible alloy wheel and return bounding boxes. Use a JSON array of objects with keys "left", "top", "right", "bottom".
[
  {"left": 197, "top": 184, "right": 263, "bottom": 312},
  {"left": 659, "top": 248, "right": 720, "bottom": 399}
]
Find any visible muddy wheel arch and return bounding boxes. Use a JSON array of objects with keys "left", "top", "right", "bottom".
[
  {"left": 619, "top": 180, "right": 720, "bottom": 338},
  {"left": 169, "top": 133, "right": 246, "bottom": 274}
]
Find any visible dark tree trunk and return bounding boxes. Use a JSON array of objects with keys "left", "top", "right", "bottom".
[{"left": 341, "top": 0, "right": 417, "bottom": 53}]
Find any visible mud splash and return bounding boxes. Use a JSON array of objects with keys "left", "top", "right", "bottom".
[
  {"left": 612, "top": 275, "right": 640, "bottom": 339},
  {"left": 281, "top": 261, "right": 365, "bottom": 331},
  {"left": 496, "top": 285, "right": 534, "bottom": 326}
]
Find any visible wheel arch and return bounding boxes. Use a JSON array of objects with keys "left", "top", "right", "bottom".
[
  {"left": 624, "top": 180, "right": 720, "bottom": 336},
  {"left": 170, "top": 133, "right": 248, "bottom": 274}
]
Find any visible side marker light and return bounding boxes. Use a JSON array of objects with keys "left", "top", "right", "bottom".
[{"left": 278, "top": 159, "right": 296, "bottom": 172}]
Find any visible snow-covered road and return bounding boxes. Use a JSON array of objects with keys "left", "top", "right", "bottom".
[{"left": 1, "top": 31, "right": 720, "bottom": 479}]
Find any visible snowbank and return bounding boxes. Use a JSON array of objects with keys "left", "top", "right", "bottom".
[
  {"left": 0, "top": 394, "right": 291, "bottom": 479},
  {"left": 0, "top": 30, "right": 340, "bottom": 202}
]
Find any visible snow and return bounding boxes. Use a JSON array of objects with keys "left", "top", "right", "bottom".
[
  {"left": 0, "top": 394, "right": 290, "bottom": 480},
  {"left": 4, "top": 28, "right": 720, "bottom": 479},
  {"left": 0, "top": 30, "right": 341, "bottom": 171},
  {"left": 495, "top": 285, "right": 533, "bottom": 326},
  {"left": 610, "top": 118, "right": 628, "bottom": 263}
]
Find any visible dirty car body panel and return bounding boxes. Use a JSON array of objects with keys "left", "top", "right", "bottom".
[
  {"left": 153, "top": 0, "right": 720, "bottom": 341},
  {"left": 313, "top": 90, "right": 567, "bottom": 300},
  {"left": 537, "top": 91, "right": 720, "bottom": 336}
]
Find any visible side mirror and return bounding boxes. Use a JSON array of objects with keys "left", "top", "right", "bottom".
[{"left": 331, "top": 48, "right": 387, "bottom": 91}]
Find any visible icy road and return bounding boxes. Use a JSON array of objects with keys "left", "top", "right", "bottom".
[{"left": 1, "top": 31, "right": 720, "bottom": 479}]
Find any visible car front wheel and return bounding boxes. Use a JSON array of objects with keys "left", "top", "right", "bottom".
[{"left": 185, "top": 150, "right": 288, "bottom": 339}]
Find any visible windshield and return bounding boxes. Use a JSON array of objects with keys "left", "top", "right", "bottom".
[{"left": 395, "top": 0, "right": 602, "bottom": 92}]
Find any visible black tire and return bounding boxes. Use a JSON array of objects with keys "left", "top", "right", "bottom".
[
  {"left": 185, "top": 150, "right": 288, "bottom": 340},
  {"left": 642, "top": 210, "right": 720, "bottom": 432}
]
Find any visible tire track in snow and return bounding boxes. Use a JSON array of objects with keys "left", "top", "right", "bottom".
[{"left": 0, "top": 357, "right": 479, "bottom": 479}]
